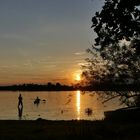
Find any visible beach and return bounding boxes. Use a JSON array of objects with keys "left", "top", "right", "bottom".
[{"left": 0, "top": 120, "right": 140, "bottom": 140}]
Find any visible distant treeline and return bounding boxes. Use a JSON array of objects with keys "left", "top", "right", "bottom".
[
  {"left": 0, "top": 82, "right": 140, "bottom": 91},
  {"left": 79, "top": 83, "right": 140, "bottom": 91},
  {"left": 0, "top": 83, "right": 75, "bottom": 91}
]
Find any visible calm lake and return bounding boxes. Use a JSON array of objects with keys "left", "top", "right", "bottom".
[{"left": 0, "top": 91, "right": 123, "bottom": 120}]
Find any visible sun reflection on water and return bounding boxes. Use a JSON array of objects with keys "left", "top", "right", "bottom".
[{"left": 76, "top": 90, "right": 81, "bottom": 120}]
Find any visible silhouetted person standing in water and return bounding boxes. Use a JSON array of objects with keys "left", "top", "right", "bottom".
[
  {"left": 18, "top": 94, "right": 23, "bottom": 108},
  {"left": 18, "top": 94, "right": 23, "bottom": 120}
]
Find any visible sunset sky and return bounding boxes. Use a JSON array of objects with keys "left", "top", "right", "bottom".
[{"left": 0, "top": 0, "right": 104, "bottom": 85}]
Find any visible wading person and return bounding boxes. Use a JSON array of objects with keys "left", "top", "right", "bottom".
[{"left": 18, "top": 94, "right": 23, "bottom": 108}]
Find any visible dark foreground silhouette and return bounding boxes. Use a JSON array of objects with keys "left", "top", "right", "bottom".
[{"left": 0, "top": 119, "right": 140, "bottom": 140}]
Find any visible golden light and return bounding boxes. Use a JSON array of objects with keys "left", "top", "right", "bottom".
[
  {"left": 76, "top": 90, "right": 81, "bottom": 120},
  {"left": 75, "top": 74, "right": 81, "bottom": 81}
]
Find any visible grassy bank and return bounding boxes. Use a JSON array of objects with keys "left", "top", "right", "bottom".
[{"left": 0, "top": 120, "right": 140, "bottom": 140}]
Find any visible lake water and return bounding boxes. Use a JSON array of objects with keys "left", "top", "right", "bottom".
[{"left": 0, "top": 91, "right": 123, "bottom": 120}]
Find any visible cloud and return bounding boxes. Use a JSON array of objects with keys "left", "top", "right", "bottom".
[
  {"left": 0, "top": 65, "right": 20, "bottom": 69},
  {"left": 77, "top": 62, "right": 88, "bottom": 66},
  {"left": 0, "top": 66, "right": 9, "bottom": 69},
  {"left": 37, "top": 59, "right": 77, "bottom": 65},
  {"left": 44, "top": 65, "right": 56, "bottom": 68},
  {"left": 74, "top": 52, "right": 85, "bottom": 56},
  {"left": 2, "top": 33, "right": 23, "bottom": 40},
  {"left": 51, "top": 78, "right": 69, "bottom": 83}
]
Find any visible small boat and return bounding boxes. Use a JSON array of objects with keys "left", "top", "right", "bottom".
[{"left": 34, "top": 97, "right": 40, "bottom": 105}]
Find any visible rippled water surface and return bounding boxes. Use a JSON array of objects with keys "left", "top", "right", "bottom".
[{"left": 0, "top": 91, "right": 123, "bottom": 120}]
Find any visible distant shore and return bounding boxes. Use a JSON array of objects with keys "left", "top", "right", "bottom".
[
  {"left": 0, "top": 119, "right": 140, "bottom": 140},
  {"left": 0, "top": 83, "right": 140, "bottom": 91}
]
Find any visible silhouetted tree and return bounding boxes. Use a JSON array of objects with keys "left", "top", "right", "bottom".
[
  {"left": 83, "top": 42, "right": 140, "bottom": 84},
  {"left": 82, "top": 0, "right": 140, "bottom": 107},
  {"left": 92, "top": 0, "right": 140, "bottom": 51}
]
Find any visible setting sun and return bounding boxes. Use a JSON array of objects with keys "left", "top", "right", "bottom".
[{"left": 75, "top": 74, "right": 81, "bottom": 81}]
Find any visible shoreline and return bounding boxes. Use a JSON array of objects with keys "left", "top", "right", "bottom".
[{"left": 0, "top": 119, "right": 140, "bottom": 140}]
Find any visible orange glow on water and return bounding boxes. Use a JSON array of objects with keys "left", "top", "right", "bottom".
[{"left": 76, "top": 90, "right": 81, "bottom": 120}]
